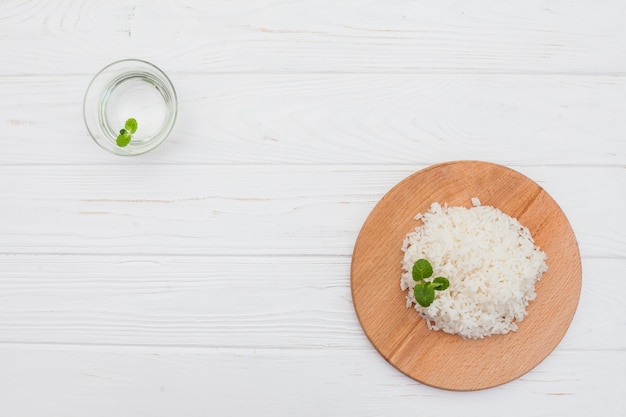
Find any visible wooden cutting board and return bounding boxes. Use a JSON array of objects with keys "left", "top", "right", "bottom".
[{"left": 350, "top": 161, "right": 582, "bottom": 391}]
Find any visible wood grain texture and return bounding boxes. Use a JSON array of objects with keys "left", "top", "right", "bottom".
[
  {"left": 0, "top": 165, "right": 623, "bottom": 258},
  {"left": 0, "top": 0, "right": 624, "bottom": 413},
  {"left": 0, "top": 255, "right": 626, "bottom": 351},
  {"left": 1, "top": 75, "right": 625, "bottom": 165},
  {"left": 1, "top": 0, "right": 625, "bottom": 75},
  {"left": 0, "top": 255, "right": 357, "bottom": 348},
  {"left": 351, "top": 161, "right": 581, "bottom": 390},
  {"left": 0, "top": 254, "right": 620, "bottom": 350},
  {"left": 0, "top": 345, "right": 623, "bottom": 417}
]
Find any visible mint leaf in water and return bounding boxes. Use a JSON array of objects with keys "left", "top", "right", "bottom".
[
  {"left": 116, "top": 129, "right": 131, "bottom": 147},
  {"left": 125, "top": 118, "right": 138, "bottom": 134},
  {"left": 116, "top": 118, "right": 137, "bottom": 147}
]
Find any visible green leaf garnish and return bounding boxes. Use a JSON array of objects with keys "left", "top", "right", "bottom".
[
  {"left": 411, "top": 259, "right": 450, "bottom": 307},
  {"left": 432, "top": 277, "right": 450, "bottom": 291},
  {"left": 116, "top": 130, "right": 131, "bottom": 147},
  {"left": 116, "top": 118, "right": 137, "bottom": 147},
  {"left": 125, "top": 118, "right": 138, "bottom": 134},
  {"left": 414, "top": 283, "right": 435, "bottom": 307},
  {"left": 412, "top": 258, "right": 433, "bottom": 281}
]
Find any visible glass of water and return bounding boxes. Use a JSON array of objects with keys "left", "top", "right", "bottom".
[{"left": 83, "top": 59, "right": 178, "bottom": 156}]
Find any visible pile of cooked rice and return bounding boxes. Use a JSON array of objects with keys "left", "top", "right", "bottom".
[{"left": 400, "top": 198, "right": 548, "bottom": 339}]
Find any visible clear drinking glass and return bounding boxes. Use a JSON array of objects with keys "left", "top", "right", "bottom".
[{"left": 83, "top": 59, "right": 178, "bottom": 156}]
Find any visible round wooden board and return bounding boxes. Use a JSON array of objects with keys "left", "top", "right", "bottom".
[{"left": 350, "top": 161, "right": 582, "bottom": 391}]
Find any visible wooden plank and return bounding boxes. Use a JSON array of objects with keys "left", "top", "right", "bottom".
[
  {"left": 0, "top": 255, "right": 621, "bottom": 350},
  {"left": 0, "top": 165, "right": 623, "bottom": 258},
  {"left": 1, "top": 74, "right": 625, "bottom": 165},
  {"left": 0, "top": 0, "right": 625, "bottom": 75},
  {"left": 0, "top": 344, "right": 622, "bottom": 416}
]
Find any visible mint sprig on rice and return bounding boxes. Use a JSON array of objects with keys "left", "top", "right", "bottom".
[{"left": 412, "top": 259, "right": 449, "bottom": 307}]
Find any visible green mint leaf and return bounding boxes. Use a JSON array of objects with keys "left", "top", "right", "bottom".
[
  {"left": 432, "top": 277, "right": 450, "bottom": 291},
  {"left": 125, "top": 118, "right": 138, "bottom": 134},
  {"left": 414, "top": 283, "right": 435, "bottom": 307},
  {"left": 412, "top": 258, "right": 433, "bottom": 281},
  {"left": 116, "top": 131, "right": 131, "bottom": 147},
  {"left": 115, "top": 118, "right": 137, "bottom": 147}
]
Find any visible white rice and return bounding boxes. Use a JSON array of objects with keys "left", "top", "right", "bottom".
[{"left": 400, "top": 199, "right": 547, "bottom": 339}]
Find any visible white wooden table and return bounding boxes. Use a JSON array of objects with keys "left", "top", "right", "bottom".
[{"left": 1, "top": 1, "right": 625, "bottom": 415}]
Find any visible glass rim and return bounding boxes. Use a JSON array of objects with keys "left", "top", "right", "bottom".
[{"left": 83, "top": 58, "right": 178, "bottom": 156}]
